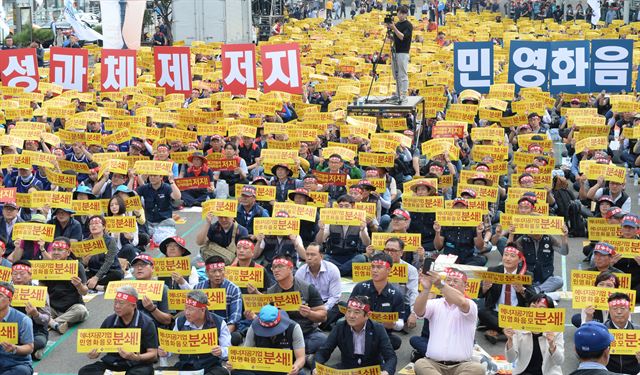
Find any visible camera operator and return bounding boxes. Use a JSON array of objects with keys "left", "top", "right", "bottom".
[{"left": 387, "top": 5, "right": 413, "bottom": 103}]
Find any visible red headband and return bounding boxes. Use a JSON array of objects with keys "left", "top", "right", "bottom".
[
  {"left": 206, "top": 262, "right": 226, "bottom": 271},
  {"left": 272, "top": 258, "right": 293, "bottom": 268},
  {"left": 259, "top": 311, "right": 282, "bottom": 328},
  {"left": 350, "top": 187, "right": 363, "bottom": 194},
  {"left": 445, "top": 268, "right": 468, "bottom": 282},
  {"left": 89, "top": 217, "right": 104, "bottom": 225},
  {"left": 51, "top": 241, "right": 70, "bottom": 250},
  {"left": 157, "top": 145, "right": 169, "bottom": 152},
  {"left": 347, "top": 299, "right": 371, "bottom": 312},
  {"left": 476, "top": 165, "right": 490, "bottom": 172},
  {"left": 371, "top": 259, "right": 391, "bottom": 269},
  {"left": 519, "top": 200, "right": 534, "bottom": 208},
  {"left": 115, "top": 292, "right": 137, "bottom": 304},
  {"left": 237, "top": 239, "right": 255, "bottom": 250},
  {"left": 12, "top": 264, "right": 31, "bottom": 272},
  {"left": 430, "top": 165, "right": 444, "bottom": 172},
  {"left": 0, "top": 286, "right": 12, "bottom": 299},
  {"left": 536, "top": 298, "right": 549, "bottom": 308},
  {"left": 185, "top": 298, "right": 208, "bottom": 309},
  {"left": 609, "top": 299, "right": 630, "bottom": 308},
  {"left": 524, "top": 167, "right": 539, "bottom": 174},
  {"left": 329, "top": 156, "right": 342, "bottom": 162},
  {"left": 504, "top": 246, "right": 527, "bottom": 274},
  {"left": 520, "top": 176, "right": 534, "bottom": 184}
]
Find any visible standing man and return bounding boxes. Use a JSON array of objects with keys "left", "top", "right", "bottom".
[
  {"left": 314, "top": 296, "right": 397, "bottom": 374},
  {"left": 387, "top": 5, "right": 413, "bottom": 103},
  {"left": 569, "top": 322, "right": 618, "bottom": 375},
  {"left": 0, "top": 281, "right": 34, "bottom": 375},
  {"left": 295, "top": 243, "right": 342, "bottom": 330},
  {"left": 78, "top": 286, "right": 158, "bottom": 375},
  {"left": 413, "top": 268, "right": 485, "bottom": 375}
]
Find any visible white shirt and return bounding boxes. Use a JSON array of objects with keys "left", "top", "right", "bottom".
[
  {"left": 418, "top": 297, "right": 478, "bottom": 362},
  {"left": 496, "top": 269, "right": 518, "bottom": 310}
]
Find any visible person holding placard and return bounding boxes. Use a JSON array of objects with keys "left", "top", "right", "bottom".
[
  {"left": 604, "top": 292, "right": 640, "bottom": 374},
  {"left": 316, "top": 195, "right": 370, "bottom": 277},
  {"left": 107, "top": 195, "right": 142, "bottom": 263},
  {"left": 610, "top": 215, "right": 640, "bottom": 298},
  {"left": 42, "top": 237, "right": 89, "bottom": 335},
  {"left": 350, "top": 252, "right": 405, "bottom": 350},
  {"left": 236, "top": 185, "right": 269, "bottom": 236},
  {"left": 230, "top": 304, "right": 306, "bottom": 375},
  {"left": 130, "top": 254, "right": 173, "bottom": 328},
  {"left": 216, "top": 142, "right": 248, "bottom": 198},
  {"left": 313, "top": 295, "right": 397, "bottom": 375},
  {"left": 255, "top": 211, "right": 306, "bottom": 268},
  {"left": 569, "top": 322, "right": 618, "bottom": 375},
  {"left": 84, "top": 215, "right": 124, "bottom": 291},
  {"left": 504, "top": 293, "right": 564, "bottom": 375},
  {"left": 157, "top": 236, "right": 199, "bottom": 290},
  {"left": 571, "top": 271, "right": 620, "bottom": 329},
  {"left": 197, "top": 211, "right": 249, "bottom": 266},
  {"left": 7, "top": 214, "right": 50, "bottom": 262},
  {"left": 270, "top": 165, "right": 303, "bottom": 203},
  {"left": 433, "top": 198, "right": 488, "bottom": 266},
  {"left": 78, "top": 285, "right": 158, "bottom": 375},
  {"left": 180, "top": 152, "right": 216, "bottom": 208},
  {"left": 10, "top": 260, "right": 50, "bottom": 360},
  {"left": 407, "top": 179, "right": 438, "bottom": 257},
  {"left": 288, "top": 188, "right": 320, "bottom": 247},
  {"left": 479, "top": 244, "right": 536, "bottom": 345},
  {"left": 194, "top": 256, "right": 243, "bottom": 340},
  {"left": 0, "top": 281, "right": 34, "bottom": 375},
  {"left": 135, "top": 172, "right": 181, "bottom": 239},
  {"left": 0, "top": 202, "right": 23, "bottom": 257},
  {"left": 586, "top": 176, "right": 631, "bottom": 214},
  {"left": 413, "top": 268, "right": 485, "bottom": 375},
  {"left": 157, "top": 290, "right": 231, "bottom": 375}
]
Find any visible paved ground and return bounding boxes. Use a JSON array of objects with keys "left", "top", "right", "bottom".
[{"left": 30, "top": 173, "right": 640, "bottom": 374}]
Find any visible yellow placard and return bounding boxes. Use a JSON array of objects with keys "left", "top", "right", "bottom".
[
  {"left": 202, "top": 199, "right": 238, "bottom": 218},
  {"left": 476, "top": 271, "right": 532, "bottom": 285},
  {"left": 10, "top": 285, "right": 47, "bottom": 308},
  {"left": 575, "top": 136, "right": 609, "bottom": 154},
  {"left": 610, "top": 329, "right": 640, "bottom": 355},
  {"left": 30, "top": 191, "right": 73, "bottom": 209},
  {"left": 316, "top": 363, "right": 381, "bottom": 375},
  {"left": 228, "top": 347, "right": 293, "bottom": 373},
  {"left": 0, "top": 266, "right": 10, "bottom": 282},
  {"left": 70, "top": 237, "right": 107, "bottom": 257},
  {"left": 167, "top": 288, "right": 226, "bottom": 311},
  {"left": 600, "top": 238, "right": 640, "bottom": 258},
  {"left": 471, "top": 145, "right": 510, "bottom": 161},
  {"left": 153, "top": 256, "right": 191, "bottom": 277},
  {"left": 421, "top": 139, "right": 460, "bottom": 161},
  {"left": 508, "top": 188, "right": 547, "bottom": 202},
  {"left": 319, "top": 208, "right": 366, "bottom": 226},
  {"left": 308, "top": 192, "right": 329, "bottom": 208},
  {"left": 430, "top": 278, "right": 481, "bottom": 298},
  {"left": 588, "top": 220, "right": 622, "bottom": 240},
  {"left": 134, "top": 160, "right": 173, "bottom": 176},
  {"left": 352, "top": 263, "right": 408, "bottom": 283},
  {"left": 104, "top": 216, "right": 137, "bottom": 233},
  {"left": 235, "top": 184, "right": 276, "bottom": 201},
  {"left": 572, "top": 287, "right": 636, "bottom": 310},
  {"left": 371, "top": 232, "right": 421, "bottom": 251},
  {"left": 47, "top": 170, "right": 78, "bottom": 189},
  {"left": 253, "top": 218, "right": 300, "bottom": 236},
  {"left": 508, "top": 215, "right": 564, "bottom": 235},
  {"left": 0, "top": 323, "right": 18, "bottom": 344},
  {"left": 30, "top": 260, "right": 78, "bottom": 280},
  {"left": 571, "top": 270, "right": 632, "bottom": 290},
  {"left": 498, "top": 305, "right": 565, "bottom": 332},
  {"left": 435, "top": 209, "right": 484, "bottom": 227},
  {"left": 273, "top": 202, "right": 317, "bottom": 222},
  {"left": 77, "top": 328, "right": 141, "bottom": 353},
  {"left": 104, "top": 280, "right": 165, "bottom": 301},
  {"left": 12, "top": 223, "right": 55, "bottom": 242},
  {"left": 358, "top": 152, "right": 395, "bottom": 168},
  {"left": 158, "top": 328, "right": 218, "bottom": 354},
  {"left": 225, "top": 267, "right": 265, "bottom": 288},
  {"left": 71, "top": 200, "right": 105, "bottom": 216},
  {"left": 242, "top": 292, "right": 302, "bottom": 312},
  {"left": 584, "top": 163, "right": 626, "bottom": 184},
  {"left": 504, "top": 199, "right": 549, "bottom": 215},
  {"left": 457, "top": 183, "right": 499, "bottom": 202},
  {"left": 402, "top": 195, "right": 444, "bottom": 213},
  {"left": 369, "top": 311, "right": 400, "bottom": 323}
]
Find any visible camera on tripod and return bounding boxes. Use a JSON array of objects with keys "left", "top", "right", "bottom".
[{"left": 384, "top": 11, "right": 396, "bottom": 24}]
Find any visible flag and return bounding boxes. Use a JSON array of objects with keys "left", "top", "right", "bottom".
[
  {"left": 587, "top": 0, "right": 601, "bottom": 25},
  {"left": 64, "top": 0, "right": 103, "bottom": 41}
]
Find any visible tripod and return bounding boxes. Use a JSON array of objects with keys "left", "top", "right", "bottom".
[{"left": 364, "top": 27, "right": 396, "bottom": 104}]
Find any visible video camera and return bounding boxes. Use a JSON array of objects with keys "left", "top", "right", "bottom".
[{"left": 384, "top": 11, "right": 396, "bottom": 24}]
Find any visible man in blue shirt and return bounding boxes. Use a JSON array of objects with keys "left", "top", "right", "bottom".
[
  {"left": 136, "top": 173, "right": 181, "bottom": 235},
  {"left": 0, "top": 281, "right": 34, "bottom": 375}
]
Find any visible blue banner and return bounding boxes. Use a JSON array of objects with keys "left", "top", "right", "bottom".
[
  {"left": 548, "top": 41, "right": 591, "bottom": 94},
  {"left": 589, "top": 39, "right": 633, "bottom": 93},
  {"left": 508, "top": 41, "right": 550, "bottom": 92},
  {"left": 454, "top": 42, "right": 494, "bottom": 94}
]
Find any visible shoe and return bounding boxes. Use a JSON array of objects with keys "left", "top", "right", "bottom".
[
  {"left": 484, "top": 332, "right": 498, "bottom": 345},
  {"left": 388, "top": 94, "right": 400, "bottom": 101},
  {"left": 305, "top": 354, "right": 315, "bottom": 368},
  {"left": 410, "top": 349, "right": 424, "bottom": 363},
  {"left": 398, "top": 95, "right": 407, "bottom": 104},
  {"left": 33, "top": 348, "right": 44, "bottom": 360},
  {"left": 56, "top": 322, "right": 68, "bottom": 334}
]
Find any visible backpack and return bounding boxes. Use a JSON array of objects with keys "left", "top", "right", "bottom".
[{"left": 567, "top": 200, "right": 588, "bottom": 238}]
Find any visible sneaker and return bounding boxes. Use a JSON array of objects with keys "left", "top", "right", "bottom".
[
  {"left": 33, "top": 348, "right": 44, "bottom": 360},
  {"left": 58, "top": 322, "right": 68, "bottom": 334},
  {"left": 410, "top": 349, "right": 424, "bottom": 363}
]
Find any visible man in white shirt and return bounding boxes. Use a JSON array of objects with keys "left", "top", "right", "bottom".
[{"left": 413, "top": 268, "right": 484, "bottom": 375}]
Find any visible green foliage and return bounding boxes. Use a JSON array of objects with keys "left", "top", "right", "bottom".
[{"left": 12, "top": 24, "right": 52, "bottom": 46}]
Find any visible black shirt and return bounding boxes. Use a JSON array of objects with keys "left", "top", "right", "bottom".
[
  {"left": 523, "top": 333, "right": 544, "bottom": 375},
  {"left": 393, "top": 20, "right": 413, "bottom": 53},
  {"left": 100, "top": 309, "right": 159, "bottom": 368},
  {"left": 41, "top": 260, "right": 87, "bottom": 312}
]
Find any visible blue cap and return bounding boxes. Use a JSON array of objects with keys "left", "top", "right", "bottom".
[
  {"left": 574, "top": 322, "right": 614, "bottom": 352},
  {"left": 72, "top": 185, "right": 95, "bottom": 200}
]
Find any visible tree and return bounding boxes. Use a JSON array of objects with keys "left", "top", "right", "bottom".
[{"left": 152, "top": 0, "right": 173, "bottom": 45}]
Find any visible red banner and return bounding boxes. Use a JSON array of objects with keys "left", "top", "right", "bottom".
[
  {"left": 222, "top": 44, "right": 257, "bottom": 95},
  {"left": 49, "top": 47, "right": 88, "bottom": 92},
  {"left": 260, "top": 43, "right": 302, "bottom": 94},
  {"left": 154, "top": 46, "right": 191, "bottom": 95},
  {"left": 101, "top": 49, "right": 137, "bottom": 92},
  {"left": 174, "top": 176, "right": 210, "bottom": 191},
  {"left": 0, "top": 48, "right": 39, "bottom": 92}
]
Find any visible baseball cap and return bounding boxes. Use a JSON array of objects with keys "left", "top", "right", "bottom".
[
  {"left": 593, "top": 242, "right": 615, "bottom": 256},
  {"left": 598, "top": 195, "right": 615, "bottom": 205},
  {"left": 452, "top": 197, "right": 469, "bottom": 207},
  {"left": 574, "top": 321, "right": 614, "bottom": 352},
  {"left": 241, "top": 185, "right": 257, "bottom": 197},
  {"left": 391, "top": 209, "right": 410, "bottom": 220},
  {"left": 622, "top": 214, "right": 639, "bottom": 228},
  {"left": 604, "top": 207, "right": 624, "bottom": 220},
  {"left": 131, "top": 254, "right": 154, "bottom": 266}
]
